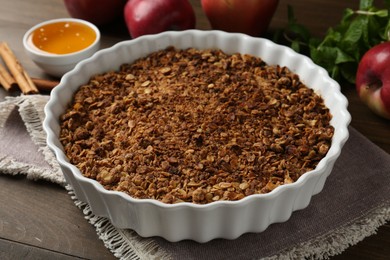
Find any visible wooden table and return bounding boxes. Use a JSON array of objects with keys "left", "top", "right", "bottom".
[{"left": 0, "top": 0, "right": 389, "bottom": 259}]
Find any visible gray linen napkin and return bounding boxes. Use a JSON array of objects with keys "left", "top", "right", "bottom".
[
  {"left": 0, "top": 95, "right": 389, "bottom": 260},
  {"left": 0, "top": 96, "right": 64, "bottom": 184}
]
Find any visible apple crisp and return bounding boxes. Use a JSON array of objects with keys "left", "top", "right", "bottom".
[{"left": 59, "top": 47, "right": 334, "bottom": 204}]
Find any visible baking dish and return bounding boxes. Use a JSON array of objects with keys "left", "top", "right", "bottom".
[{"left": 43, "top": 30, "right": 351, "bottom": 242}]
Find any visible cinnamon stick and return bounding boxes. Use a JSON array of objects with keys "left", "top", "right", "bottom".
[
  {"left": 0, "top": 73, "right": 10, "bottom": 91},
  {"left": 31, "top": 77, "right": 59, "bottom": 92},
  {"left": 0, "top": 62, "right": 18, "bottom": 91},
  {"left": 0, "top": 42, "right": 39, "bottom": 94}
]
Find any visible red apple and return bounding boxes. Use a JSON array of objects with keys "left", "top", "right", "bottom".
[
  {"left": 63, "top": 0, "right": 126, "bottom": 26},
  {"left": 201, "top": 0, "right": 279, "bottom": 37},
  {"left": 356, "top": 41, "right": 390, "bottom": 119},
  {"left": 124, "top": 0, "right": 196, "bottom": 39}
]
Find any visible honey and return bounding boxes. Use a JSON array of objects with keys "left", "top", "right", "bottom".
[{"left": 31, "top": 21, "right": 96, "bottom": 55}]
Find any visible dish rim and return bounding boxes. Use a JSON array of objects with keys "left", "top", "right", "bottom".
[{"left": 43, "top": 29, "right": 351, "bottom": 210}]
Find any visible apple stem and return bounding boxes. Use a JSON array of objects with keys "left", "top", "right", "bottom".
[{"left": 367, "top": 80, "right": 382, "bottom": 91}]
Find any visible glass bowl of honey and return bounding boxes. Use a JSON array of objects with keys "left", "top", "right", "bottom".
[{"left": 23, "top": 18, "right": 100, "bottom": 78}]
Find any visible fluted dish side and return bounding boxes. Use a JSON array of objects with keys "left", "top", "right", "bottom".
[{"left": 44, "top": 30, "right": 350, "bottom": 242}]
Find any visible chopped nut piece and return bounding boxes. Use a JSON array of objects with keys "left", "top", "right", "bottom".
[
  {"left": 125, "top": 74, "right": 135, "bottom": 80},
  {"left": 159, "top": 67, "right": 171, "bottom": 74},
  {"left": 239, "top": 182, "right": 249, "bottom": 190},
  {"left": 141, "top": 80, "right": 151, "bottom": 87}
]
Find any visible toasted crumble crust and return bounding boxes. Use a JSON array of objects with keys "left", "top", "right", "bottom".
[{"left": 59, "top": 47, "right": 334, "bottom": 204}]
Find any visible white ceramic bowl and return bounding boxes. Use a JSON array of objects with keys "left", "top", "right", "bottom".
[
  {"left": 23, "top": 18, "right": 100, "bottom": 78},
  {"left": 43, "top": 30, "right": 351, "bottom": 242}
]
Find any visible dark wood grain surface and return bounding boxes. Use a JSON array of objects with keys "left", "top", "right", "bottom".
[{"left": 0, "top": 0, "right": 389, "bottom": 259}]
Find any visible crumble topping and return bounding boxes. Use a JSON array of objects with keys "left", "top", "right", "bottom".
[{"left": 59, "top": 47, "right": 334, "bottom": 204}]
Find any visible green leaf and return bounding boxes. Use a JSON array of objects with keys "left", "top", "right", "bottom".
[
  {"left": 272, "top": 0, "right": 390, "bottom": 85},
  {"left": 309, "top": 37, "right": 322, "bottom": 47},
  {"left": 288, "top": 23, "right": 312, "bottom": 42},
  {"left": 291, "top": 41, "right": 301, "bottom": 52},
  {"left": 340, "top": 17, "right": 369, "bottom": 60},
  {"left": 340, "top": 8, "right": 355, "bottom": 25},
  {"left": 383, "top": 19, "right": 390, "bottom": 40},
  {"left": 342, "top": 16, "right": 366, "bottom": 44},
  {"left": 317, "top": 28, "right": 341, "bottom": 48},
  {"left": 359, "top": 0, "right": 374, "bottom": 10},
  {"left": 366, "top": 13, "right": 386, "bottom": 44},
  {"left": 374, "top": 9, "right": 388, "bottom": 17},
  {"left": 310, "top": 45, "right": 338, "bottom": 69},
  {"left": 272, "top": 28, "right": 283, "bottom": 43},
  {"left": 330, "top": 66, "right": 340, "bottom": 81},
  {"left": 334, "top": 47, "right": 355, "bottom": 64},
  {"left": 362, "top": 18, "right": 371, "bottom": 48}
]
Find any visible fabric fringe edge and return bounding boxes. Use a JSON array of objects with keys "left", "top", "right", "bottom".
[
  {"left": 0, "top": 98, "right": 16, "bottom": 127},
  {"left": 12, "top": 95, "right": 65, "bottom": 186},
  {"left": 264, "top": 205, "right": 390, "bottom": 260},
  {"left": 0, "top": 154, "right": 59, "bottom": 183},
  {"left": 66, "top": 186, "right": 171, "bottom": 260}
]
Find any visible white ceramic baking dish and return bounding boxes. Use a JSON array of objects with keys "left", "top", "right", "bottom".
[{"left": 43, "top": 30, "right": 351, "bottom": 242}]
